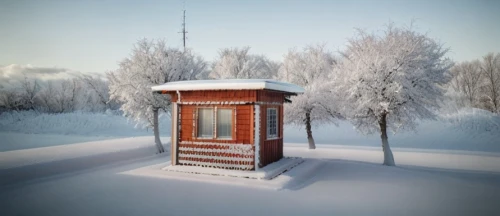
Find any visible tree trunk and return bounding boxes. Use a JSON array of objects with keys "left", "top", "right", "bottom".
[
  {"left": 153, "top": 108, "right": 165, "bottom": 154},
  {"left": 305, "top": 111, "right": 316, "bottom": 149},
  {"left": 492, "top": 85, "right": 499, "bottom": 113},
  {"left": 379, "top": 112, "right": 395, "bottom": 166}
]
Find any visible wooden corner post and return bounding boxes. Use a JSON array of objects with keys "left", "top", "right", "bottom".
[{"left": 171, "top": 102, "right": 179, "bottom": 165}]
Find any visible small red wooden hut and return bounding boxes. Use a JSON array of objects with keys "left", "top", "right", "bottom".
[{"left": 152, "top": 79, "right": 304, "bottom": 170}]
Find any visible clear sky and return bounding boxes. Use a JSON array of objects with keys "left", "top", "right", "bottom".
[{"left": 1, "top": 0, "right": 499, "bottom": 74}]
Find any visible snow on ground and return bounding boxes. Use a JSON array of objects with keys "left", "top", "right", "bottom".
[
  {"left": 1, "top": 107, "right": 498, "bottom": 153},
  {"left": 0, "top": 110, "right": 171, "bottom": 151},
  {"left": 0, "top": 136, "right": 169, "bottom": 169},
  {"left": 285, "top": 144, "right": 500, "bottom": 174},
  {"left": 1, "top": 108, "right": 499, "bottom": 215},
  {"left": 162, "top": 157, "right": 303, "bottom": 180},
  {"left": 1, "top": 144, "right": 499, "bottom": 216},
  {"left": 0, "top": 132, "right": 121, "bottom": 151},
  {"left": 0, "top": 136, "right": 170, "bottom": 186},
  {"left": 121, "top": 158, "right": 320, "bottom": 190},
  {"left": 285, "top": 108, "right": 500, "bottom": 152},
  {"left": 121, "top": 144, "right": 500, "bottom": 192}
]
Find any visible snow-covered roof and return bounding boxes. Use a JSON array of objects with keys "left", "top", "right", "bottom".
[{"left": 151, "top": 79, "right": 304, "bottom": 94}]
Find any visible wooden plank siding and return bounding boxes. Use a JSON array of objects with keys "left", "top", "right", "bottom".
[
  {"left": 256, "top": 90, "right": 285, "bottom": 168},
  {"left": 164, "top": 89, "right": 286, "bottom": 170},
  {"left": 256, "top": 90, "right": 285, "bottom": 104},
  {"left": 258, "top": 103, "right": 284, "bottom": 168}
]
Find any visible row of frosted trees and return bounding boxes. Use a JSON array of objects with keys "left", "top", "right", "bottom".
[
  {"left": 0, "top": 75, "right": 119, "bottom": 113},
  {"left": 448, "top": 53, "right": 500, "bottom": 113},
  {"left": 108, "top": 23, "right": 459, "bottom": 166},
  {"left": 4, "top": 23, "right": 495, "bottom": 166}
]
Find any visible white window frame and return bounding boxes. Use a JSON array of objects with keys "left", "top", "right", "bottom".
[
  {"left": 266, "top": 108, "right": 279, "bottom": 139},
  {"left": 196, "top": 107, "right": 234, "bottom": 140}
]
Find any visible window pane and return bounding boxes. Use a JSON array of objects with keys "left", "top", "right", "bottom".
[
  {"left": 198, "top": 108, "right": 213, "bottom": 138},
  {"left": 217, "top": 109, "right": 232, "bottom": 138},
  {"left": 267, "top": 108, "right": 278, "bottom": 138}
]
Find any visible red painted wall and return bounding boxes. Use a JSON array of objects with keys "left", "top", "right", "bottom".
[{"left": 165, "top": 89, "right": 286, "bottom": 170}]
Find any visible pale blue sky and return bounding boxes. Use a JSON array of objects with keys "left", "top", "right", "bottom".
[{"left": 1, "top": 0, "right": 499, "bottom": 73}]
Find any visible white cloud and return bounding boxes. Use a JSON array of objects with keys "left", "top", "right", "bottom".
[{"left": 0, "top": 64, "right": 104, "bottom": 88}]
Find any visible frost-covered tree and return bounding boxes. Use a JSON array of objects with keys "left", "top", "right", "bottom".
[
  {"left": 108, "top": 39, "right": 208, "bottom": 153},
  {"left": 279, "top": 45, "right": 341, "bottom": 149},
  {"left": 0, "top": 88, "right": 22, "bottom": 111},
  {"left": 33, "top": 79, "right": 82, "bottom": 113},
  {"left": 19, "top": 76, "right": 40, "bottom": 111},
  {"left": 0, "top": 76, "right": 40, "bottom": 111},
  {"left": 445, "top": 53, "right": 500, "bottom": 113},
  {"left": 479, "top": 53, "right": 500, "bottom": 113},
  {"left": 449, "top": 61, "right": 483, "bottom": 108},
  {"left": 1, "top": 75, "right": 116, "bottom": 113},
  {"left": 210, "top": 47, "right": 278, "bottom": 79},
  {"left": 79, "top": 75, "right": 119, "bottom": 112},
  {"left": 333, "top": 24, "right": 453, "bottom": 166},
  {"left": 60, "top": 79, "right": 81, "bottom": 112},
  {"left": 36, "top": 81, "right": 56, "bottom": 112}
]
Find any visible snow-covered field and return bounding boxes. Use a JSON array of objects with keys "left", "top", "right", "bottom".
[
  {"left": 1, "top": 141, "right": 499, "bottom": 216},
  {"left": 0, "top": 136, "right": 170, "bottom": 170},
  {"left": 1, "top": 108, "right": 499, "bottom": 152},
  {"left": 285, "top": 108, "right": 500, "bottom": 152},
  {"left": 1, "top": 109, "right": 499, "bottom": 216},
  {"left": 0, "top": 111, "right": 170, "bottom": 151}
]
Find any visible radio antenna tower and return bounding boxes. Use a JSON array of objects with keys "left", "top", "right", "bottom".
[{"left": 179, "top": 2, "right": 187, "bottom": 52}]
